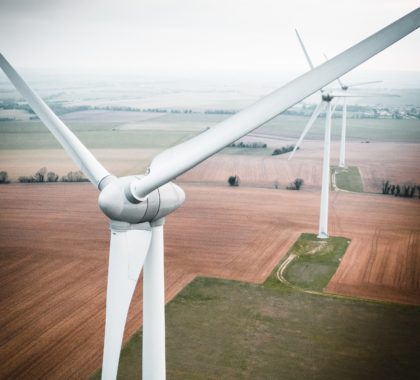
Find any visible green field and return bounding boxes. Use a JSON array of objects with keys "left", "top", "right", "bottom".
[
  {"left": 92, "top": 233, "right": 419, "bottom": 380},
  {"left": 256, "top": 114, "right": 420, "bottom": 142},
  {"left": 0, "top": 120, "right": 198, "bottom": 150},
  {"left": 1, "top": 113, "right": 419, "bottom": 154},
  {"left": 333, "top": 166, "right": 364, "bottom": 193},
  {"left": 279, "top": 233, "right": 350, "bottom": 292}
]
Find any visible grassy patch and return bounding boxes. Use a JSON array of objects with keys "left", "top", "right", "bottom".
[
  {"left": 94, "top": 274, "right": 420, "bottom": 380},
  {"left": 333, "top": 166, "right": 364, "bottom": 193},
  {"left": 279, "top": 233, "right": 350, "bottom": 292}
]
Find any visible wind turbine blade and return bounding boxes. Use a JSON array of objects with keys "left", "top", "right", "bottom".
[
  {"left": 295, "top": 29, "right": 314, "bottom": 70},
  {"left": 0, "top": 54, "right": 110, "bottom": 188},
  {"left": 347, "top": 80, "right": 383, "bottom": 88},
  {"left": 102, "top": 223, "right": 152, "bottom": 380},
  {"left": 130, "top": 8, "right": 420, "bottom": 200},
  {"left": 323, "top": 52, "right": 345, "bottom": 89},
  {"left": 288, "top": 101, "right": 326, "bottom": 160}
]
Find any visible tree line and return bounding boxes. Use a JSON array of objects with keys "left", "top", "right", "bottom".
[
  {"left": 382, "top": 180, "right": 419, "bottom": 198},
  {"left": 0, "top": 168, "right": 88, "bottom": 184}
]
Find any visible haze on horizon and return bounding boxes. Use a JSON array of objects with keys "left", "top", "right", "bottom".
[{"left": 0, "top": 0, "right": 419, "bottom": 77}]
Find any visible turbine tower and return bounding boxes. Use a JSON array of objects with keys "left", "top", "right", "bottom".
[{"left": 1, "top": 7, "right": 419, "bottom": 379}]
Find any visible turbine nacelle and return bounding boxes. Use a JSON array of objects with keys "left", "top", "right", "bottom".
[
  {"left": 322, "top": 92, "right": 334, "bottom": 102},
  {"left": 98, "top": 175, "right": 185, "bottom": 224}
]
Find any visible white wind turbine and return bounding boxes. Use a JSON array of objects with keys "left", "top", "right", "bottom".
[
  {"left": 290, "top": 30, "right": 382, "bottom": 239},
  {"left": 289, "top": 29, "right": 355, "bottom": 238},
  {"left": 322, "top": 54, "right": 382, "bottom": 168},
  {"left": 295, "top": 30, "right": 383, "bottom": 169},
  {"left": 1, "top": 8, "right": 419, "bottom": 380}
]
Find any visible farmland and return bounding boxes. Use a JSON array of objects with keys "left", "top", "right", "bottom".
[
  {"left": 110, "top": 277, "right": 419, "bottom": 380},
  {"left": 0, "top": 182, "right": 419, "bottom": 378},
  {"left": 0, "top": 82, "right": 419, "bottom": 378}
]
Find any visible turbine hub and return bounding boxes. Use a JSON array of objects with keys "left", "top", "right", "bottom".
[
  {"left": 322, "top": 93, "right": 333, "bottom": 102},
  {"left": 98, "top": 176, "right": 185, "bottom": 224}
]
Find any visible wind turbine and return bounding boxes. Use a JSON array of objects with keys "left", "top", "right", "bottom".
[
  {"left": 322, "top": 53, "right": 382, "bottom": 168},
  {"left": 1, "top": 7, "right": 419, "bottom": 380},
  {"left": 296, "top": 29, "right": 382, "bottom": 168},
  {"left": 290, "top": 29, "right": 360, "bottom": 238}
]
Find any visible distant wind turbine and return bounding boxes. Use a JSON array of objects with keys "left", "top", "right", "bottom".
[
  {"left": 323, "top": 52, "right": 382, "bottom": 168},
  {"left": 1, "top": 7, "right": 419, "bottom": 379},
  {"left": 291, "top": 29, "right": 366, "bottom": 238}
]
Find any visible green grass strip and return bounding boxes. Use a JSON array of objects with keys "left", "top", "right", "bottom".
[{"left": 333, "top": 166, "right": 364, "bottom": 192}]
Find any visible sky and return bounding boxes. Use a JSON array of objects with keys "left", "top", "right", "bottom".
[{"left": 0, "top": 0, "right": 419, "bottom": 76}]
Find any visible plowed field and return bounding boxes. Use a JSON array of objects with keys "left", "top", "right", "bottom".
[{"left": 0, "top": 183, "right": 419, "bottom": 378}]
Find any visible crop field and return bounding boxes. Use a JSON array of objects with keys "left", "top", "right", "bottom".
[
  {"left": 1, "top": 110, "right": 419, "bottom": 187},
  {"left": 178, "top": 140, "right": 420, "bottom": 192},
  {"left": 0, "top": 102, "right": 419, "bottom": 378},
  {"left": 108, "top": 277, "right": 419, "bottom": 380},
  {"left": 0, "top": 182, "right": 419, "bottom": 378}
]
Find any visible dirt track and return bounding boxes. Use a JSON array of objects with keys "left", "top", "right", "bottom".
[{"left": 0, "top": 183, "right": 419, "bottom": 378}]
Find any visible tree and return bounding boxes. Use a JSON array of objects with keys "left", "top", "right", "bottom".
[
  {"left": 294, "top": 178, "right": 304, "bottom": 190},
  {"left": 0, "top": 171, "right": 10, "bottom": 184},
  {"left": 402, "top": 185, "right": 410, "bottom": 197},
  {"left": 227, "top": 175, "right": 240, "bottom": 187},
  {"left": 18, "top": 176, "right": 34, "bottom": 183},
  {"left": 61, "top": 170, "right": 88, "bottom": 182},
  {"left": 33, "top": 167, "right": 47, "bottom": 182},
  {"left": 47, "top": 171, "right": 59, "bottom": 182},
  {"left": 272, "top": 145, "right": 297, "bottom": 156},
  {"left": 390, "top": 184, "right": 396, "bottom": 195},
  {"left": 382, "top": 180, "right": 390, "bottom": 194},
  {"left": 409, "top": 185, "right": 416, "bottom": 198},
  {"left": 286, "top": 178, "right": 304, "bottom": 190}
]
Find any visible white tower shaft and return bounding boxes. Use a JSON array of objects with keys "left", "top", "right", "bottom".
[
  {"left": 339, "top": 97, "right": 348, "bottom": 168},
  {"left": 318, "top": 101, "right": 332, "bottom": 239},
  {"left": 143, "top": 221, "right": 166, "bottom": 380}
]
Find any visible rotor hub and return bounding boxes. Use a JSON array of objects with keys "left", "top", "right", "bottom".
[
  {"left": 98, "top": 175, "right": 185, "bottom": 224},
  {"left": 322, "top": 93, "right": 333, "bottom": 102}
]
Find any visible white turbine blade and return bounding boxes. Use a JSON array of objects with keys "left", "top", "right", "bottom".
[
  {"left": 102, "top": 223, "right": 152, "bottom": 380},
  {"left": 0, "top": 54, "right": 110, "bottom": 187},
  {"left": 323, "top": 52, "right": 345, "bottom": 89},
  {"left": 143, "top": 221, "right": 166, "bottom": 380},
  {"left": 130, "top": 8, "right": 420, "bottom": 200},
  {"left": 347, "top": 80, "right": 383, "bottom": 88},
  {"left": 295, "top": 29, "right": 314, "bottom": 70},
  {"left": 329, "top": 91, "right": 397, "bottom": 98},
  {"left": 289, "top": 101, "right": 326, "bottom": 160}
]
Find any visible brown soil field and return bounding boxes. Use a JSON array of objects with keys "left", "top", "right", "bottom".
[
  {"left": 0, "top": 182, "right": 419, "bottom": 378},
  {"left": 0, "top": 148, "right": 157, "bottom": 181},
  {"left": 179, "top": 141, "right": 420, "bottom": 192},
  {"left": 3, "top": 141, "right": 420, "bottom": 192}
]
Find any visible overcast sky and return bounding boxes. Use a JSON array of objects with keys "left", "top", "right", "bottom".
[{"left": 0, "top": 0, "right": 419, "bottom": 74}]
